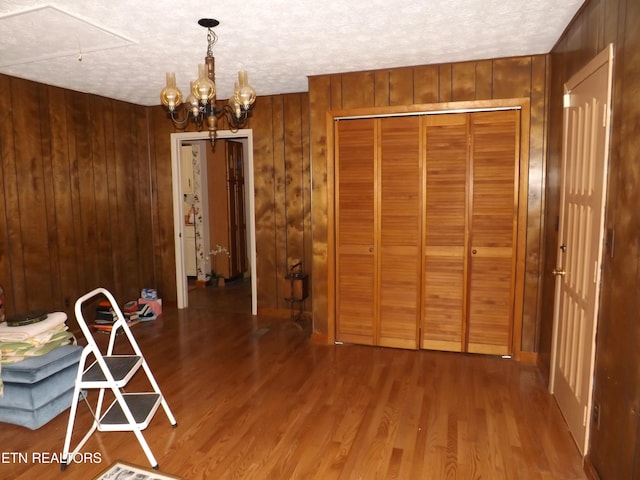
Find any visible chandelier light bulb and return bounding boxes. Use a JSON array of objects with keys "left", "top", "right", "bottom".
[
  {"left": 234, "top": 71, "right": 256, "bottom": 109},
  {"left": 160, "top": 72, "right": 183, "bottom": 111},
  {"left": 192, "top": 64, "right": 216, "bottom": 104},
  {"left": 185, "top": 82, "right": 201, "bottom": 116},
  {"left": 228, "top": 83, "right": 243, "bottom": 118}
]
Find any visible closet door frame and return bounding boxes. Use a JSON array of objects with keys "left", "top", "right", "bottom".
[{"left": 327, "top": 98, "right": 531, "bottom": 359}]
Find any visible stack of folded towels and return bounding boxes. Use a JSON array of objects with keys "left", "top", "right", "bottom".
[{"left": 0, "top": 312, "right": 74, "bottom": 365}]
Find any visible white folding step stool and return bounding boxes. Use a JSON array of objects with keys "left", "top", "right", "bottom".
[{"left": 61, "top": 287, "right": 177, "bottom": 471}]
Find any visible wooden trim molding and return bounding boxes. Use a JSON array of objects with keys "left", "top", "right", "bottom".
[
  {"left": 331, "top": 98, "right": 532, "bottom": 119},
  {"left": 518, "top": 351, "right": 539, "bottom": 364},
  {"left": 326, "top": 111, "right": 337, "bottom": 344},
  {"left": 512, "top": 99, "right": 531, "bottom": 360}
]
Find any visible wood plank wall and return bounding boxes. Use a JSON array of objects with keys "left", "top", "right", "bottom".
[
  {"left": 541, "top": 0, "right": 640, "bottom": 477},
  {"left": 0, "top": 73, "right": 311, "bottom": 328},
  {"left": 309, "top": 55, "right": 549, "bottom": 351},
  {"left": 160, "top": 93, "right": 312, "bottom": 315},
  {"left": 246, "top": 94, "right": 312, "bottom": 315},
  {"left": 0, "top": 75, "right": 156, "bottom": 331}
]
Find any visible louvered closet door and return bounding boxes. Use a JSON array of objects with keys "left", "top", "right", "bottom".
[
  {"left": 335, "top": 116, "right": 421, "bottom": 348},
  {"left": 335, "top": 119, "right": 376, "bottom": 345},
  {"left": 336, "top": 110, "right": 519, "bottom": 353},
  {"left": 378, "top": 116, "right": 421, "bottom": 349},
  {"left": 422, "top": 114, "right": 469, "bottom": 351},
  {"left": 466, "top": 110, "right": 519, "bottom": 355}
]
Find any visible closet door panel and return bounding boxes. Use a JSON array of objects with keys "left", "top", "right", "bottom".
[
  {"left": 379, "top": 116, "right": 421, "bottom": 348},
  {"left": 467, "top": 110, "right": 519, "bottom": 355},
  {"left": 337, "top": 250, "right": 376, "bottom": 344},
  {"left": 422, "top": 114, "right": 468, "bottom": 351},
  {"left": 467, "top": 254, "right": 514, "bottom": 354},
  {"left": 335, "top": 119, "right": 376, "bottom": 345},
  {"left": 423, "top": 250, "right": 465, "bottom": 351}
]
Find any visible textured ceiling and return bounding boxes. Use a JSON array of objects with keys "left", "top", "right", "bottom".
[{"left": 0, "top": 0, "right": 585, "bottom": 106}]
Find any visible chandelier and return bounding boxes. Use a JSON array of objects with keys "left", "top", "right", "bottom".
[{"left": 160, "top": 18, "right": 256, "bottom": 145}]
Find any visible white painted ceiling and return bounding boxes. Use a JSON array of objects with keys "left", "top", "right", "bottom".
[{"left": 0, "top": 0, "right": 585, "bottom": 107}]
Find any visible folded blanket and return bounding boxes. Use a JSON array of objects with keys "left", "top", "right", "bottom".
[
  {"left": 0, "top": 312, "right": 67, "bottom": 342},
  {"left": 0, "top": 325, "right": 69, "bottom": 353},
  {"left": 0, "top": 329, "right": 74, "bottom": 364}
]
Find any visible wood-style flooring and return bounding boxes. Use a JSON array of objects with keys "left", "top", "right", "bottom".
[{"left": 0, "top": 280, "right": 587, "bottom": 479}]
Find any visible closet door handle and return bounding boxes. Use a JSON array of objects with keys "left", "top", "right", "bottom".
[
  {"left": 471, "top": 249, "right": 477, "bottom": 255},
  {"left": 369, "top": 247, "right": 374, "bottom": 253}
]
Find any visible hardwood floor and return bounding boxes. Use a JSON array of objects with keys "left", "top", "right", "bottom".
[
  {"left": 0, "top": 283, "right": 586, "bottom": 479},
  {"left": 187, "top": 277, "right": 253, "bottom": 315}
]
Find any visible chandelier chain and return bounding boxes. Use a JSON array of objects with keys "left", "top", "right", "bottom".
[{"left": 206, "top": 28, "right": 218, "bottom": 58}]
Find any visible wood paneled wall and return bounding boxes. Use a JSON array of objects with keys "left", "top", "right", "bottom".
[
  {"left": 0, "top": 75, "right": 156, "bottom": 332},
  {"left": 542, "top": 0, "right": 640, "bottom": 477},
  {"left": 0, "top": 75, "right": 311, "bottom": 328},
  {"left": 147, "top": 92, "right": 312, "bottom": 313},
  {"left": 244, "top": 94, "right": 312, "bottom": 314},
  {"left": 148, "top": 93, "right": 312, "bottom": 313},
  {"left": 309, "top": 55, "right": 549, "bottom": 351}
]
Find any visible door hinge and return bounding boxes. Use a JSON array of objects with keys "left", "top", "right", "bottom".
[
  {"left": 583, "top": 405, "right": 589, "bottom": 426},
  {"left": 563, "top": 93, "right": 571, "bottom": 108}
]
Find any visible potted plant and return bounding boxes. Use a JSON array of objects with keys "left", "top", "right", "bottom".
[{"left": 210, "top": 244, "right": 231, "bottom": 287}]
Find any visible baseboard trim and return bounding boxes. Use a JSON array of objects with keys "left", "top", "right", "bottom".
[
  {"left": 583, "top": 454, "right": 600, "bottom": 480},
  {"left": 311, "top": 332, "right": 330, "bottom": 345},
  {"left": 517, "top": 351, "right": 538, "bottom": 364}
]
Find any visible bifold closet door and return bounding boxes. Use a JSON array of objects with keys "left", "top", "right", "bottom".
[
  {"left": 466, "top": 110, "right": 519, "bottom": 355},
  {"left": 422, "top": 110, "right": 519, "bottom": 355},
  {"left": 422, "top": 114, "right": 469, "bottom": 352},
  {"left": 335, "top": 116, "right": 421, "bottom": 348},
  {"left": 378, "top": 116, "right": 421, "bottom": 349},
  {"left": 335, "top": 119, "right": 376, "bottom": 345},
  {"left": 336, "top": 110, "right": 519, "bottom": 354}
]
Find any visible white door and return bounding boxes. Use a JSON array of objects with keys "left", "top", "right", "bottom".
[{"left": 549, "top": 44, "right": 614, "bottom": 455}]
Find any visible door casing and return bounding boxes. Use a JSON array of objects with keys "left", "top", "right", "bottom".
[{"left": 170, "top": 130, "right": 257, "bottom": 314}]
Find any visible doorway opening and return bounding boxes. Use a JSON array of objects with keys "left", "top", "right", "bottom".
[{"left": 170, "top": 130, "right": 257, "bottom": 315}]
